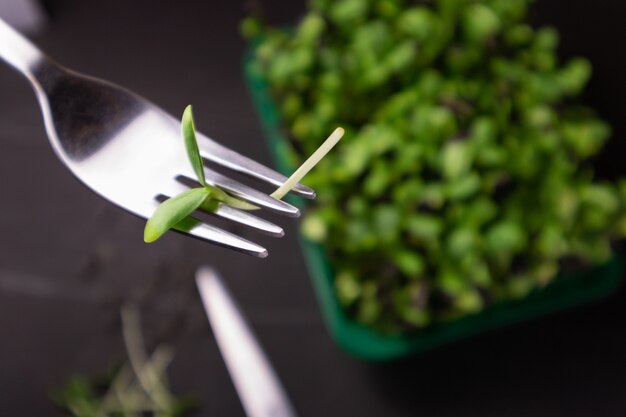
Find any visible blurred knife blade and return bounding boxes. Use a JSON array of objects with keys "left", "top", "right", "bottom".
[{"left": 195, "top": 267, "right": 298, "bottom": 417}]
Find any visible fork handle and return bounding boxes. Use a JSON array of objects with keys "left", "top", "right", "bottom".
[{"left": 0, "top": 17, "right": 46, "bottom": 79}]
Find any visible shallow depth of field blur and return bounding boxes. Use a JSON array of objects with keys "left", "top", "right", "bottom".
[{"left": 1, "top": 0, "right": 626, "bottom": 416}]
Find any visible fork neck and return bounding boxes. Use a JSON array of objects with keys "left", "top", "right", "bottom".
[{"left": 0, "top": 17, "right": 51, "bottom": 86}]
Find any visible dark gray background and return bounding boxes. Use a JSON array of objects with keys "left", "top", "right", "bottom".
[{"left": 1, "top": 1, "right": 626, "bottom": 416}]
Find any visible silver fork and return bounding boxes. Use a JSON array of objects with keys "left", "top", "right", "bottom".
[{"left": 0, "top": 17, "right": 314, "bottom": 258}]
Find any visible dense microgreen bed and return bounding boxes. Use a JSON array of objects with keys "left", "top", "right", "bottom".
[{"left": 244, "top": 0, "right": 626, "bottom": 333}]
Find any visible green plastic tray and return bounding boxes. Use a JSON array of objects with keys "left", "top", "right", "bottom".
[{"left": 243, "top": 50, "right": 624, "bottom": 362}]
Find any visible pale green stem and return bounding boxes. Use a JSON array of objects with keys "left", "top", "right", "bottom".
[
  {"left": 198, "top": 127, "right": 343, "bottom": 215},
  {"left": 98, "top": 345, "right": 175, "bottom": 415},
  {"left": 271, "top": 127, "right": 344, "bottom": 200},
  {"left": 97, "top": 365, "right": 134, "bottom": 416},
  {"left": 120, "top": 305, "right": 174, "bottom": 411}
]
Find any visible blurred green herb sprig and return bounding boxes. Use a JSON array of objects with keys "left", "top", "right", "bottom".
[
  {"left": 51, "top": 306, "right": 196, "bottom": 417},
  {"left": 244, "top": 0, "right": 626, "bottom": 331}
]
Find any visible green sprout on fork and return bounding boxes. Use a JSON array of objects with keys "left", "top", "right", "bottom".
[{"left": 144, "top": 105, "right": 344, "bottom": 243}]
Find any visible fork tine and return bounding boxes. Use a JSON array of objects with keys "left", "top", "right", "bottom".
[
  {"left": 135, "top": 201, "right": 268, "bottom": 257},
  {"left": 180, "top": 170, "right": 301, "bottom": 217},
  {"left": 196, "top": 132, "right": 316, "bottom": 199},
  {"left": 159, "top": 180, "right": 197, "bottom": 199},
  {"left": 214, "top": 204, "right": 284, "bottom": 237},
  {"left": 160, "top": 181, "right": 285, "bottom": 236},
  {"left": 180, "top": 218, "right": 268, "bottom": 258}
]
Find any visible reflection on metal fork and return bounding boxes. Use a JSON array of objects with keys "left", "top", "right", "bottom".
[
  {"left": 196, "top": 267, "right": 299, "bottom": 417},
  {"left": 0, "top": 17, "right": 315, "bottom": 257}
]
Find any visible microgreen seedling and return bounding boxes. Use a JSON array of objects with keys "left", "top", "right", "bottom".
[
  {"left": 144, "top": 105, "right": 343, "bottom": 243},
  {"left": 144, "top": 106, "right": 249, "bottom": 242}
]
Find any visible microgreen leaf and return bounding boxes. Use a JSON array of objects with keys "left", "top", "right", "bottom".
[
  {"left": 200, "top": 196, "right": 221, "bottom": 213},
  {"left": 181, "top": 106, "right": 257, "bottom": 209},
  {"left": 182, "top": 105, "right": 206, "bottom": 186},
  {"left": 144, "top": 188, "right": 210, "bottom": 242},
  {"left": 172, "top": 216, "right": 201, "bottom": 233}
]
